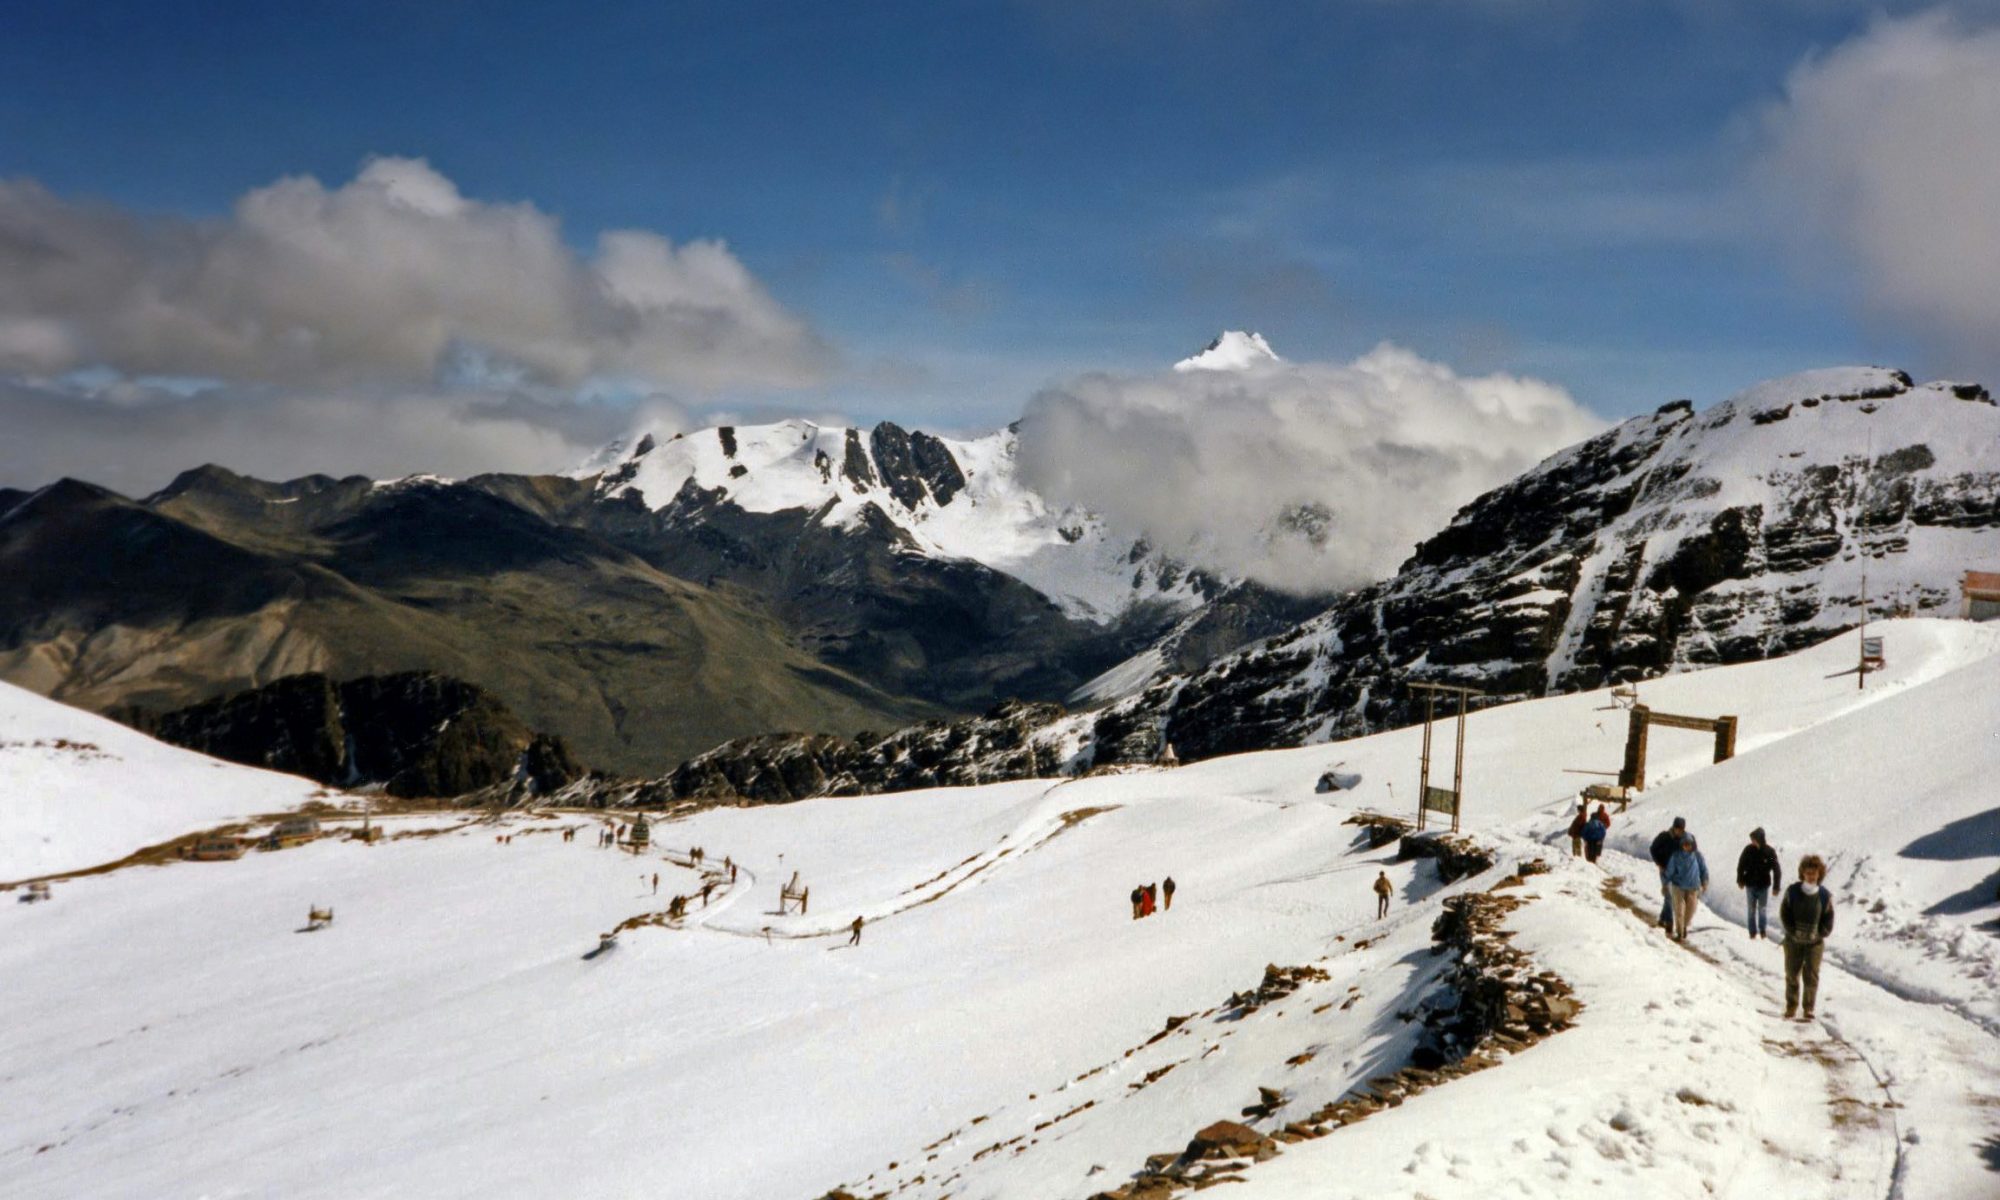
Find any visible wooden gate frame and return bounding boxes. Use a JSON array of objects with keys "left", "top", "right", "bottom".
[
  {"left": 1619, "top": 705, "right": 1738, "bottom": 791},
  {"left": 1411, "top": 682, "right": 1482, "bottom": 833}
]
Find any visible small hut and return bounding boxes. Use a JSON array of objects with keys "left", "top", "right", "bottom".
[
  {"left": 629, "top": 812, "right": 651, "bottom": 850},
  {"left": 265, "top": 817, "right": 321, "bottom": 850},
  {"left": 1963, "top": 571, "right": 2000, "bottom": 621}
]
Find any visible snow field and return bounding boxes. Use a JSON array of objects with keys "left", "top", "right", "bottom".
[
  {"left": 0, "top": 679, "right": 330, "bottom": 882},
  {"left": 2, "top": 618, "right": 1998, "bottom": 1197}
]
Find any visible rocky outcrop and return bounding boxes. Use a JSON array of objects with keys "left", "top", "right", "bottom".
[
  {"left": 642, "top": 700, "right": 1078, "bottom": 805},
  {"left": 136, "top": 671, "right": 582, "bottom": 799}
]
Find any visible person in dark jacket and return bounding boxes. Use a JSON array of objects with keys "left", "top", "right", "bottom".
[
  {"left": 1373, "top": 870, "right": 1393, "bottom": 918},
  {"left": 1163, "top": 876, "right": 1177, "bottom": 911},
  {"left": 1779, "top": 854, "right": 1835, "bottom": 1020},
  {"left": 1650, "top": 817, "right": 1688, "bottom": 930},
  {"left": 1568, "top": 803, "right": 1589, "bottom": 857},
  {"left": 1581, "top": 813, "right": 1608, "bottom": 864},
  {"left": 849, "top": 915, "right": 864, "bottom": 947},
  {"left": 1663, "top": 832, "right": 1710, "bottom": 941},
  {"left": 1130, "top": 885, "right": 1144, "bottom": 920},
  {"left": 1736, "top": 828, "right": 1782, "bottom": 940}
]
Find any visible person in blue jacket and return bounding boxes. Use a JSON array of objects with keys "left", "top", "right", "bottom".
[
  {"left": 1581, "top": 811, "right": 1608, "bottom": 864},
  {"left": 1649, "top": 817, "right": 1689, "bottom": 930},
  {"left": 1662, "top": 831, "right": 1710, "bottom": 942}
]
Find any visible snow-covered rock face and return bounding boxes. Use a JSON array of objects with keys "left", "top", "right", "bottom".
[
  {"left": 578, "top": 418, "right": 1216, "bottom": 621},
  {"left": 1173, "top": 329, "right": 1282, "bottom": 372},
  {"left": 1120, "top": 367, "right": 2000, "bottom": 761}
]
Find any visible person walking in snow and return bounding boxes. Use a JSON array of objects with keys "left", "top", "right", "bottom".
[
  {"left": 1130, "top": 885, "right": 1144, "bottom": 920},
  {"left": 1662, "top": 831, "right": 1710, "bottom": 942},
  {"left": 1581, "top": 811, "right": 1608, "bottom": 864},
  {"left": 1373, "top": 870, "right": 1392, "bottom": 919},
  {"left": 1779, "top": 854, "right": 1835, "bottom": 1020},
  {"left": 1567, "top": 802, "right": 1590, "bottom": 857},
  {"left": 1163, "top": 876, "right": 1176, "bottom": 911},
  {"left": 1650, "top": 817, "right": 1689, "bottom": 931},
  {"left": 1592, "top": 803, "right": 1613, "bottom": 834},
  {"left": 1736, "top": 828, "right": 1782, "bottom": 940},
  {"left": 1142, "top": 883, "right": 1157, "bottom": 918},
  {"left": 701, "top": 880, "right": 716, "bottom": 906},
  {"left": 849, "top": 915, "right": 864, "bottom": 947},
  {"left": 652, "top": 873, "right": 660, "bottom": 896}
]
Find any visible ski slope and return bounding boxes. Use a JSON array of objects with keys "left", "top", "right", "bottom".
[
  {"left": 0, "top": 680, "right": 331, "bottom": 882},
  {"left": 2, "top": 620, "right": 1998, "bottom": 1198}
]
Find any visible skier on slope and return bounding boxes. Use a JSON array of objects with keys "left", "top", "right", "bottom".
[
  {"left": 1373, "top": 870, "right": 1392, "bottom": 919},
  {"left": 1650, "top": 817, "right": 1689, "bottom": 931},
  {"left": 1779, "top": 854, "right": 1835, "bottom": 1021},
  {"left": 1736, "top": 828, "right": 1782, "bottom": 940},
  {"left": 1662, "top": 831, "right": 1710, "bottom": 942}
]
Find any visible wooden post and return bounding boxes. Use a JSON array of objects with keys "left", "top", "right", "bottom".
[
  {"left": 1452, "top": 688, "right": 1467, "bottom": 833},
  {"left": 1620, "top": 706, "right": 1650, "bottom": 791},
  {"left": 1713, "top": 715, "right": 1737, "bottom": 764},
  {"left": 1417, "top": 690, "right": 1435, "bottom": 831}
]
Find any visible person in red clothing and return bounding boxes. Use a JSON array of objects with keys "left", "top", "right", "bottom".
[{"left": 1567, "top": 802, "right": 1589, "bottom": 856}]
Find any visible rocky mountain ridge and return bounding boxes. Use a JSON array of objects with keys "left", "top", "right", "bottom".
[
  {"left": 658, "top": 366, "right": 2000, "bottom": 801},
  {"left": 123, "top": 671, "right": 582, "bottom": 799},
  {"left": 0, "top": 406, "right": 1310, "bottom": 775}
]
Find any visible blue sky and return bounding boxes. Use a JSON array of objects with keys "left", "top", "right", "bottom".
[{"left": 2, "top": 1, "right": 1995, "bottom": 491}]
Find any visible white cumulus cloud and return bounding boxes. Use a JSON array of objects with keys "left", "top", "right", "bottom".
[
  {"left": 1756, "top": 11, "right": 2000, "bottom": 371},
  {"left": 0, "top": 157, "right": 831, "bottom": 391},
  {"left": 1016, "top": 341, "right": 1604, "bottom": 592}
]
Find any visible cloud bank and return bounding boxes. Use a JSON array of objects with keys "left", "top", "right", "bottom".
[
  {"left": 0, "top": 157, "right": 830, "bottom": 390},
  {"left": 0, "top": 374, "right": 692, "bottom": 495},
  {"left": 1757, "top": 11, "right": 2000, "bottom": 371},
  {"left": 1017, "top": 343, "right": 1603, "bottom": 592},
  {"left": 0, "top": 158, "right": 828, "bottom": 491}
]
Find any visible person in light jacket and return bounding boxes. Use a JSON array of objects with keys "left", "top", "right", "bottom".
[
  {"left": 1779, "top": 854, "right": 1836, "bottom": 1020},
  {"left": 1662, "top": 832, "right": 1709, "bottom": 942}
]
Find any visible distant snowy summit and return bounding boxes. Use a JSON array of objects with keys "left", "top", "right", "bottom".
[
  {"left": 576, "top": 418, "right": 1217, "bottom": 623},
  {"left": 1173, "top": 330, "right": 1282, "bottom": 372}
]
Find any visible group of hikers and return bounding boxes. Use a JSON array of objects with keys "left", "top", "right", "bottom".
[
  {"left": 1129, "top": 877, "right": 1175, "bottom": 918},
  {"left": 1565, "top": 801, "right": 1616, "bottom": 863},
  {"left": 1641, "top": 815, "right": 1837, "bottom": 1021}
]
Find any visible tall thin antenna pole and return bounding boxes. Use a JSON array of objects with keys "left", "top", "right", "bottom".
[{"left": 1859, "top": 425, "right": 1873, "bottom": 690}]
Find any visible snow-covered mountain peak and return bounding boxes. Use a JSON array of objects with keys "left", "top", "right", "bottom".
[
  {"left": 576, "top": 418, "right": 1217, "bottom": 622},
  {"left": 1173, "top": 330, "right": 1282, "bottom": 372}
]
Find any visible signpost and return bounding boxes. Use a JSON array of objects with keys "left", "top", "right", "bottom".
[{"left": 1410, "top": 681, "right": 1481, "bottom": 833}]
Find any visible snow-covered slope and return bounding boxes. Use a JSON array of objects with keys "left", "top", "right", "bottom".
[
  {"left": 0, "top": 681, "right": 330, "bottom": 881},
  {"left": 578, "top": 418, "right": 1212, "bottom": 621},
  {"left": 4, "top": 619, "right": 1998, "bottom": 1198},
  {"left": 1071, "top": 366, "right": 2000, "bottom": 767}
]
